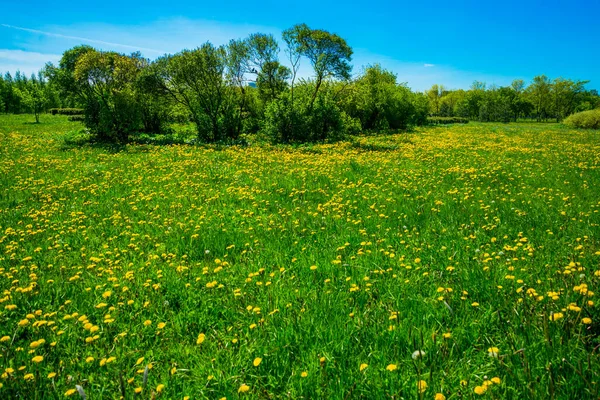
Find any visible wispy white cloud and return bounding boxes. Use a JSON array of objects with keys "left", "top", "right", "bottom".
[
  {"left": 1, "top": 23, "right": 166, "bottom": 54},
  {"left": 424, "top": 63, "right": 435, "bottom": 68},
  {"left": 0, "top": 49, "right": 60, "bottom": 76}
]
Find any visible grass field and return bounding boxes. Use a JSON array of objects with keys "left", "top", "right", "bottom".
[{"left": 1, "top": 114, "right": 600, "bottom": 399}]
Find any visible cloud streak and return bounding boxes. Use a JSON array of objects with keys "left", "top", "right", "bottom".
[{"left": 1, "top": 23, "right": 166, "bottom": 54}]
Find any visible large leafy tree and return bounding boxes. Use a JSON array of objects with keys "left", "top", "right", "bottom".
[
  {"left": 283, "top": 24, "right": 353, "bottom": 108},
  {"left": 74, "top": 50, "right": 145, "bottom": 142},
  {"left": 153, "top": 43, "right": 237, "bottom": 142}
]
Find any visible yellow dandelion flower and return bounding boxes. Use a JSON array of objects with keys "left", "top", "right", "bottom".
[
  {"left": 197, "top": 333, "right": 205, "bottom": 345},
  {"left": 47, "top": 372, "right": 57, "bottom": 379},
  {"left": 238, "top": 384, "right": 250, "bottom": 393},
  {"left": 549, "top": 312, "right": 564, "bottom": 321},
  {"left": 156, "top": 384, "right": 165, "bottom": 393},
  {"left": 435, "top": 393, "right": 446, "bottom": 400},
  {"left": 582, "top": 317, "right": 592, "bottom": 324},
  {"left": 253, "top": 357, "right": 262, "bottom": 367},
  {"left": 157, "top": 322, "right": 166, "bottom": 329},
  {"left": 386, "top": 364, "right": 397, "bottom": 371},
  {"left": 417, "top": 380, "right": 427, "bottom": 393},
  {"left": 143, "top": 320, "right": 152, "bottom": 326},
  {"left": 65, "top": 388, "right": 77, "bottom": 396},
  {"left": 474, "top": 385, "right": 487, "bottom": 395},
  {"left": 0, "top": 336, "right": 10, "bottom": 342},
  {"left": 301, "top": 371, "right": 308, "bottom": 377},
  {"left": 491, "top": 377, "right": 501, "bottom": 384},
  {"left": 32, "top": 355, "right": 44, "bottom": 363},
  {"left": 360, "top": 363, "right": 368, "bottom": 371},
  {"left": 136, "top": 357, "right": 144, "bottom": 366}
]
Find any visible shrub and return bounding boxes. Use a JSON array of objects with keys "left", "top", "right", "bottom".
[
  {"left": 49, "top": 108, "right": 84, "bottom": 116},
  {"left": 427, "top": 116, "right": 469, "bottom": 125},
  {"left": 563, "top": 109, "right": 600, "bottom": 129},
  {"left": 68, "top": 115, "right": 85, "bottom": 122},
  {"left": 263, "top": 85, "right": 359, "bottom": 143}
]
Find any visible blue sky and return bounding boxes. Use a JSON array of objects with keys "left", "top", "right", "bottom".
[{"left": 1, "top": 0, "right": 598, "bottom": 91}]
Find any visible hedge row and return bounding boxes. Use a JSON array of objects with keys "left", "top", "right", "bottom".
[
  {"left": 49, "top": 108, "right": 84, "bottom": 116},
  {"left": 68, "top": 116, "right": 85, "bottom": 122},
  {"left": 427, "top": 116, "right": 470, "bottom": 125}
]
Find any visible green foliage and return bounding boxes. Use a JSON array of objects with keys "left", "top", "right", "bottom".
[
  {"left": 427, "top": 116, "right": 469, "bottom": 124},
  {"left": 563, "top": 108, "right": 600, "bottom": 129},
  {"left": 344, "top": 65, "right": 425, "bottom": 131},
  {"left": 263, "top": 83, "right": 359, "bottom": 143},
  {"left": 74, "top": 50, "right": 145, "bottom": 142},
  {"left": 49, "top": 108, "right": 84, "bottom": 115},
  {"left": 153, "top": 44, "right": 240, "bottom": 142}
]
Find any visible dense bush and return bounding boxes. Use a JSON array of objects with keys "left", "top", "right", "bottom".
[
  {"left": 427, "top": 116, "right": 469, "bottom": 125},
  {"left": 563, "top": 109, "right": 600, "bottom": 129},
  {"left": 49, "top": 108, "right": 84, "bottom": 115},
  {"left": 263, "top": 84, "right": 360, "bottom": 143},
  {"left": 342, "top": 65, "right": 427, "bottom": 132},
  {"left": 67, "top": 115, "right": 85, "bottom": 122}
]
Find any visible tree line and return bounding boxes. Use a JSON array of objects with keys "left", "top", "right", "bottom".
[
  {"left": 1, "top": 23, "right": 598, "bottom": 142},
  {"left": 426, "top": 78, "right": 599, "bottom": 123}
]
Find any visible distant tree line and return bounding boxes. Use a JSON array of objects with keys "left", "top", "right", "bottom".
[
  {"left": 1, "top": 24, "right": 598, "bottom": 142},
  {"left": 426, "top": 78, "right": 599, "bottom": 123}
]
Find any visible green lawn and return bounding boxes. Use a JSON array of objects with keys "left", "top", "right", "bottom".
[{"left": 1, "top": 114, "right": 599, "bottom": 399}]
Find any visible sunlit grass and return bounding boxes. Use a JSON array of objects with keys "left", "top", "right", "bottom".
[{"left": 1, "top": 114, "right": 599, "bottom": 399}]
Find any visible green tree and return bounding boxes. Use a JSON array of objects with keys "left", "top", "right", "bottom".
[
  {"left": 284, "top": 24, "right": 353, "bottom": 108},
  {"left": 74, "top": 50, "right": 145, "bottom": 142},
  {"left": 154, "top": 43, "right": 238, "bottom": 142},
  {"left": 15, "top": 76, "right": 49, "bottom": 123}
]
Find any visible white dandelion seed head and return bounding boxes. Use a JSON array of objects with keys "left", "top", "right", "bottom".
[{"left": 412, "top": 350, "right": 425, "bottom": 359}]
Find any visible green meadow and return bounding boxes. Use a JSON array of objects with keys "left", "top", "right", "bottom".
[{"left": 1, "top": 114, "right": 599, "bottom": 399}]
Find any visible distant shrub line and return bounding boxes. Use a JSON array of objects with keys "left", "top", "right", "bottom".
[
  {"left": 427, "top": 116, "right": 469, "bottom": 125},
  {"left": 49, "top": 108, "right": 84, "bottom": 116}
]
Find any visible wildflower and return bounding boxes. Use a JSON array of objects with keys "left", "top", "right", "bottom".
[
  {"left": 65, "top": 389, "right": 77, "bottom": 396},
  {"left": 491, "top": 377, "right": 501, "bottom": 384},
  {"left": 47, "top": 372, "right": 56, "bottom": 379},
  {"left": 301, "top": 371, "right": 308, "bottom": 377},
  {"left": 488, "top": 347, "right": 499, "bottom": 358},
  {"left": 443, "top": 332, "right": 452, "bottom": 339},
  {"left": 134, "top": 387, "right": 142, "bottom": 394},
  {"left": 549, "top": 312, "right": 564, "bottom": 321},
  {"left": 582, "top": 317, "right": 592, "bottom": 324},
  {"left": 143, "top": 320, "right": 152, "bottom": 326},
  {"left": 85, "top": 357, "right": 94, "bottom": 363},
  {"left": 435, "top": 393, "right": 446, "bottom": 400},
  {"left": 310, "top": 265, "right": 317, "bottom": 270},
  {"left": 474, "top": 385, "right": 487, "bottom": 395},
  {"left": 360, "top": 363, "right": 368, "bottom": 371},
  {"left": 32, "top": 355, "right": 44, "bottom": 363},
  {"left": 24, "top": 373, "right": 34, "bottom": 380},
  {"left": 156, "top": 384, "right": 165, "bottom": 393},
  {"left": 253, "top": 357, "right": 262, "bottom": 367},
  {"left": 412, "top": 350, "right": 425, "bottom": 359},
  {"left": 136, "top": 357, "right": 144, "bottom": 365},
  {"left": 197, "top": 333, "right": 205, "bottom": 345},
  {"left": 157, "top": 322, "right": 166, "bottom": 329},
  {"left": 238, "top": 384, "right": 250, "bottom": 393},
  {"left": 0, "top": 336, "right": 10, "bottom": 342},
  {"left": 386, "top": 364, "right": 397, "bottom": 371}
]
